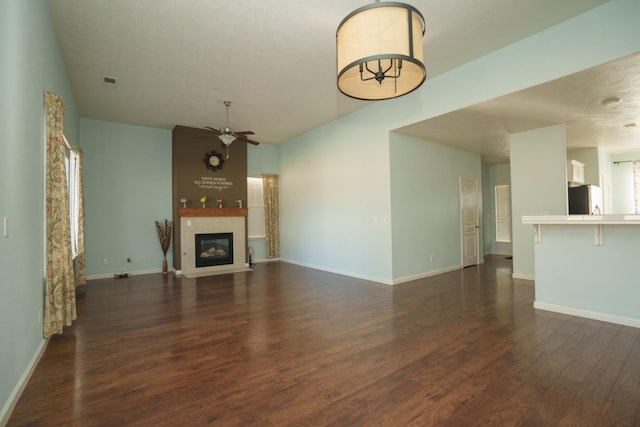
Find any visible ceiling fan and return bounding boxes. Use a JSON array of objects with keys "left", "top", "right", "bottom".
[{"left": 199, "top": 100, "right": 260, "bottom": 159}]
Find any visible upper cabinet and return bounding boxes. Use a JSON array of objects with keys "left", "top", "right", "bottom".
[{"left": 568, "top": 159, "right": 585, "bottom": 186}]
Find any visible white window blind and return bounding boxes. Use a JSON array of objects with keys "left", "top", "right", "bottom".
[
  {"left": 495, "top": 184, "right": 511, "bottom": 243},
  {"left": 247, "top": 177, "right": 265, "bottom": 238}
]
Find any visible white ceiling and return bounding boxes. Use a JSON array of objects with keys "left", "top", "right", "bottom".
[
  {"left": 45, "top": 0, "right": 638, "bottom": 162},
  {"left": 396, "top": 52, "right": 640, "bottom": 164}
]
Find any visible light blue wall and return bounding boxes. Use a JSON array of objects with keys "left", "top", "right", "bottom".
[
  {"left": 247, "top": 144, "right": 280, "bottom": 262},
  {"left": 279, "top": 115, "right": 394, "bottom": 283},
  {"left": 248, "top": 143, "right": 279, "bottom": 177},
  {"left": 599, "top": 149, "right": 612, "bottom": 213},
  {"left": 535, "top": 224, "right": 640, "bottom": 324},
  {"left": 483, "top": 163, "right": 512, "bottom": 256},
  {"left": 79, "top": 119, "right": 172, "bottom": 277},
  {"left": 0, "top": 0, "right": 79, "bottom": 419},
  {"left": 2, "top": 0, "right": 639, "bottom": 418},
  {"left": 482, "top": 166, "right": 492, "bottom": 254},
  {"left": 277, "top": 0, "right": 640, "bottom": 284},
  {"left": 610, "top": 151, "right": 640, "bottom": 213},
  {"left": 389, "top": 133, "right": 482, "bottom": 280},
  {"left": 510, "top": 125, "right": 568, "bottom": 279}
]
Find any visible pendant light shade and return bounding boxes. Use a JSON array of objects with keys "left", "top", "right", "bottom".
[{"left": 336, "top": 1, "right": 426, "bottom": 100}]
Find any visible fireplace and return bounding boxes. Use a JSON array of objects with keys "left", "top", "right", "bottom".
[
  {"left": 195, "top": 232, "right": 234, "bottom": 268},
  {"left": 179, "top": 209, "right": 248, "bottom": 278}
]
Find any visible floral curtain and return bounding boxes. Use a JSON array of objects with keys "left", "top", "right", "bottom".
[
  {"left": 633, "top": 161, "right": 640, "bottom": 214},
  {"left": 262, "top": 174, "right": 280, "bottom": 258},
  {"left": 74, "top": 148, "right": 86, "bottom": 285},
  {"left": 44, "top": 91, "right": 77, "bottom": 337}
]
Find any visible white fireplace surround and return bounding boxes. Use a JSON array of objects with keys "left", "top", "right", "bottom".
[{"left": 180, "top": 215, "right": 249, "bottom": 278}]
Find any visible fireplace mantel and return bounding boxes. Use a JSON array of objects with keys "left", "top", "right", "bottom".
[{"left": 179, "top": 208, "right": 248, "bottom": 217}]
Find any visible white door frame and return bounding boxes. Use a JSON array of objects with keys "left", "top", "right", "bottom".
[{"left": 459, "top": 177, "right": 480, "bottom": 267}]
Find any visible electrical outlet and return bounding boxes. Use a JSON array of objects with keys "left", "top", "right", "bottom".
[
  {"left": 103, "top": 258, "right": 109, "bottom": 265},
  {"left": 430, "top": 255, "right": 434, "bottom": 263}
]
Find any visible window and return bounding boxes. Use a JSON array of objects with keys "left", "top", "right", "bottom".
[
  {"left": 247, "top": 177, "right": 265, "bottom": 239},
  {"left": 495, "top": 184, "right": 511, "bottom": 242},
  {"left": 66, "top": 144, "right": 81, "bottom": 258}
]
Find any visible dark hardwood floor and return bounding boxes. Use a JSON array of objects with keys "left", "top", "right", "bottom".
[{"left": 8, "top": 256, "right": 640, "bottom": 426}]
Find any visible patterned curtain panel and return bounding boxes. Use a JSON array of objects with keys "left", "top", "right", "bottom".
[
  {"left": 634, "top": 161, "right": 640, "bottom": 214},
  {"left": 44, "top": 91, "right": 77, "bottom": 337},
  {"left": 262, "top": 174, "right": 280, "bottom": 258},
  {"left": 74, "top": 148, "right": 86, "bottom": 285}
]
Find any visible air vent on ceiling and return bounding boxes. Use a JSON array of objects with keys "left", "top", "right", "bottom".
[{"left": 102, "top": 76, "right": 117, "bottom": 88}]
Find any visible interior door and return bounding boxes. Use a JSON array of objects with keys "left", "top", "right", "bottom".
[{"left": 460, "top": 177, "right": 479, "bottom": 267}]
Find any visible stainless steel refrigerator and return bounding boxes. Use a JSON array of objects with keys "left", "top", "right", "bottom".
[{"left": 568, "top": 185, "right": 603, "bottom": 215}]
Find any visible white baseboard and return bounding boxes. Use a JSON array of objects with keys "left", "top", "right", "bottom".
[
  {"left": 252, "top": 257, "right": 280, "bottom": 264},
  {"left": 392, "top": 265, "right": 462, "bottom": 285},
  {"left": 278, "top": 259, "right": 468, "bottom": 286},
  {"left": 0, "top": 338, "right": 49, "bottom": 426},
  {"left": 86, "top": 268, "right": 164, "bottom": 281},
  {"left": 279, "top": 258, "right": 393, "bottom": 285},
  {"left": 512, "top": 273, "right": 535, "bottom": 281},
  {"left": 534, "top": 301, "right": 640, "bottom": 329}
]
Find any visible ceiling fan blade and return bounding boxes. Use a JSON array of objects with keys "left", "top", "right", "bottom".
[
  {"left": 236, "top": 135, "right": 260, "bottom": 145},
  {"left": 233, "top": 130, "right": 255, "bottom": 136}
]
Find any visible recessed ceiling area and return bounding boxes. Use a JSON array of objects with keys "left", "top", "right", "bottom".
[{"left": 394, "top": 52, "right": 640, "bottom": 164}]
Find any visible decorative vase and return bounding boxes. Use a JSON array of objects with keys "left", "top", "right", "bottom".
[
  {"left": 202, "top": 202, "right": 206, "bottom": 208},
  {"left": 218, "top": 203, "right": 223, "bottom": 208},
  {"left": 182, "top": 202, "right": 187, "bottom": 208},
  {"left": 162, "top": 256, "right": 168, "bottom": 274}
]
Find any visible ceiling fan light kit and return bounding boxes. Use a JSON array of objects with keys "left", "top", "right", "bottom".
[
  {"left": 336, "top": 0, "right": 426, "bottom": 100},
  {"left": 219, "top": 133, "right": 236, "bottom": 146}
]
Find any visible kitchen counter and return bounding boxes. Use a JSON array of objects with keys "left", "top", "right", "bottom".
[
  {"left": 522, "top": 214, "right": 640, "bottom": 328},
  {"left": 522, "top": 214, "right": 640, "bottom": 246},
  {"left": 523, "top": 214, "right": 640, "bottom": 224}
]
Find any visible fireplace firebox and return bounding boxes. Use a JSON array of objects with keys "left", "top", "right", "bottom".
[{"left": 195, "top": 233, "right": 234, "bottom": 268}]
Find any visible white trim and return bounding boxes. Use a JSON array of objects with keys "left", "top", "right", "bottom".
[
  {"left": 0, "top": 338, "right": 49, "bottom": 426},
  {"left": 252, "top": 257, "right": 280, "bottom": 263},
  {"left": 392, "top": 265, "right": 462, "bottom": 285},
  {"left": 280, "top": 258, "right": 393, "bottom": 285},
  {"left": 86, "top": 268, "right": 164, "bottom": 281},
  {"left": 512, "top": 273, "right": 535, "bottom": 281},
  {"left": 279, "top": 259, "right": 466, "bottom": 286},
  {"left": 534, "top": 301, "right": 640, "bottom": 329},
  {"left": 484, "top": 250, "right": 513, "bottom": 257}
]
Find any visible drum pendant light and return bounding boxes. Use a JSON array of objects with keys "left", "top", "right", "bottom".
[{"left": 336, "top": 1, "right": 426, "bottom": 100}]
